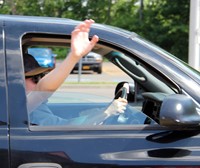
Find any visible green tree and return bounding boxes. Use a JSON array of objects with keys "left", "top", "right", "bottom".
[
  {"left": 134, "top": 0, "right": 190, "bottom": 61},
  {"left": 0, "top": 0, "right": 190, "bottom": 61}
]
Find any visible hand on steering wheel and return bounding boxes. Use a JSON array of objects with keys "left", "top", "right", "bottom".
[
  {"left": 104, "top": 97, "right": 127, "bottom": 117},
  {"left": 104, "top": 83, "right": 129, "bottom": 119},
  {"left": 104, "top": 82, "right": 148, "bottom": 125}
]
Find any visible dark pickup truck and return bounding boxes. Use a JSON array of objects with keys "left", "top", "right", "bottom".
[{"left": 1, "top": 15, "right": 200, "bottom": 168}]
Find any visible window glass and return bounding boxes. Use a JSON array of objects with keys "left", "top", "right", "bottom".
[
  {"left": 25, "top": 48, "right": 152, "bottom": 127},
  {"left": 23, "top": 34, "right": 176, "bottom": 128},
  {"left": 28, "top": 90, "right": 148, "bottom": 126}
]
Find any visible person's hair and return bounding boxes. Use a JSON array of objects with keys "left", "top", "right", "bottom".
[{"left": 26, "top": 73, "right": 45, "bottom": 84}]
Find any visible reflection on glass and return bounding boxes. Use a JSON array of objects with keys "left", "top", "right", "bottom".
[{"left": 27, "top": 91, "right": 149, "bottom": 126}]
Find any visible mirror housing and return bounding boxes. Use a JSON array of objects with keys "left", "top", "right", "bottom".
[{"left": 159, "top": 94, "right": 200, "bottom": 127}]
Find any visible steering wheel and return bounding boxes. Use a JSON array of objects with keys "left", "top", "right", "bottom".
[
  {"left": 103, "top": 82, "right": 147, "bottom": 125},
  {"left": 103, "top": 82, "right": 130, "bottom": 125},
  {"left": 114, "top": 82, "right": 129, "bottom": 100}
]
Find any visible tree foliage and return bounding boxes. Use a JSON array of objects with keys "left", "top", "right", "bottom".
[
  {"left": 0, "top": 0, "right": 190, "bottom": 61},
  {"left": 137, "top": 0, "right": 190, "bottom": 62}
]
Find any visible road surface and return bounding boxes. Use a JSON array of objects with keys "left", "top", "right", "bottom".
[{"left": 57, "top": 62, "right": 132, "bottom": 99}]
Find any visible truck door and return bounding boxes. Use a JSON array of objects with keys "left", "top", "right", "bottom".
[{"left": 0, "top": 21, "right": 10, "bottom": 168}]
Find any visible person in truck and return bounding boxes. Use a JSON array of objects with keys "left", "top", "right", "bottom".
[{"left": 24, "top": 19, "right": 128, "bottom": 126}]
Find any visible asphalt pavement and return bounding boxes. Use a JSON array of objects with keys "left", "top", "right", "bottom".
[
  {"left": 57, "top": 62, "right": 132, "bottom": 98},
  {"left": 66, "top": 62, "right": 131, "bottom": 83}
]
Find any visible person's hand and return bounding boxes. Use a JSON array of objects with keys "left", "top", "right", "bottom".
[
  {"left": 104, "top": 97, "right": 128, "bottom": 117},
  {"left": 70, "top": 19, "right": 99, "bottom": 61}
]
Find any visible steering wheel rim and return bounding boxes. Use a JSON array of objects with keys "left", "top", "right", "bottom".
[
  {"left": 114, "top": 82, "right": 129, "bottom": 100},
  {"left": 103, "top": 83, "right": 129, "bottom": 125},
  {"left": 103, "top": 82, "right": 148, "bottom": 125}
]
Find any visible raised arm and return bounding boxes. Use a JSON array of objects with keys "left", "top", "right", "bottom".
[{"left": 35, "top": 19, "right": 99, "bottom": 91}]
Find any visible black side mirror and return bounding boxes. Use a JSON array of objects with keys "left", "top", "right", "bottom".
[{"left": 159, "top": 94, "right": 200, "bottom": 127}]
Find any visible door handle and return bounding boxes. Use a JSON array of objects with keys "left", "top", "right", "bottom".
[{"left": 18, "top": 162, "right": 62, "bottom": 168}]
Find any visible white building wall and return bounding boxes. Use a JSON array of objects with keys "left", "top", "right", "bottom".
[{"left": 189, "top": 0, "right": 200, "bottom": 70}]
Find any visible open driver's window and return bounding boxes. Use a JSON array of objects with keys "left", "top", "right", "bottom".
[{"left": 22, "top": 33, "right": 154, "bottom": 128}]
